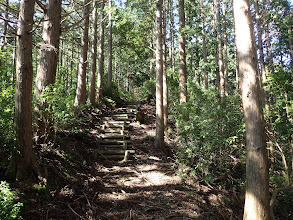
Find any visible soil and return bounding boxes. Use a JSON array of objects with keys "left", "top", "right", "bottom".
[{"left": 10, "top": 102, "right": 244, "bottom": 220}]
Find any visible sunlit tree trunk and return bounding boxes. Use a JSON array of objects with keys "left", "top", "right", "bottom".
[
  {"left": 0, "top": 0, "right": 9, "bottom": 50},
  {"left": 75, "top": 0, "right": 90, "bottom": 106},
  {"left": 233, "top": 0, "right": 270, "bottom": 219},
  {"left": 200, "top": 0, "right": 208, "bottom": 90},
  {"left": 179, "top": 0, "right": 187, "bottom": 104},
  {"left": 217, "top": 0, "right": 224, "bottom": 96},
  {"left": 97, "top": 0, "right": 105, "bottom": 100},
  {"left": 34, "top": 0, "right": 61, "bottom": 142},
  {"left": 169, "top": 0, "right": 175, "bottom": 72},
  {"left": 212, "top": 0, "right": 219, "bottom": 89},
  {"left": 89, "top": 0, "right": 98, "bottom": 105},
  {"left": 223, "top": 0, "right": 228, "bottom": 96},
  {"left": 155, "top": 0, "right": 164, "bottom": 150},
  {"left": 149, "top": 26, "right": 155, "bottom": 77},
  {"left": 162, "top": 0, "right": 168, "bottom": 129},
  {"left": 6, "top": 0, "right": 40, "bottom": 181},
  {"left": 35, "top": 0, "right": 61, "bottom": 99},
  {"left": 254, "top": 0, "right": 269, "bottom": 111},
  {"left": 107, "top": 0, "right": 113, "bottom": 88}
]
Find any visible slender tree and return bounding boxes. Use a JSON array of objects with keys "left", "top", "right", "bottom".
[
  {"left": 7, "top": 0, "right": 39, "bottom": 180},
  {"left": 200, "top": 0, "right": 208, "bottom": 90},
  {"left": 155, "top": 0, "right": 164, "bottom": 150},
  {"left": 233, "top": 0, "right": 270, "bottom": 219},
  {"left": 178, "top": 0, "right": 187, "bottom": 104},
  {"left": 89, "top": 0, "right": 98, "bottom": 105},
  {"left": 162, "top": 0, "right": 168, "bottom": 129},
  {"left": 97, "top": 0, "right": 105, "bottom": 100},
  {"left": 217, "top": 0, "right": 224, "bottom": 96},
  {"left": 34, "top": 0, "right": 62, "bottom": 143},
  {"left": 107, "top": 0, "right": 113, "bottom": 88},
  {"left": 223, "top": 0, "right": 228, "bottom": 96},
  {"left": 168, "top": 0, "right": 175, "bottom": 72},
  {"left": 75, "top": 0, "right": 90, "bottom": 106}
]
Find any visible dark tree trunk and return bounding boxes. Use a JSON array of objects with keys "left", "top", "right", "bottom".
[
  {"left": 75, "top": 0, "right": 90, "bottom": 106},
  {"left": 6, "top": 0, "right": 40, "bottom": 181}
]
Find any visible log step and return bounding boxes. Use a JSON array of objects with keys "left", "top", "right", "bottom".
[
  {"left": 99, "top": 140, "right": 132, "bottom": 145},
  {"left": 96, "top": 149, "right": 135, "bottom": 155},
  {"left": 99, "top": 134, "right": 130, "bottom": 139}
]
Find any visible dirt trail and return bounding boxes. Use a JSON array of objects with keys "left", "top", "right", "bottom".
[{"left": 21, "top": 103, "right": 242, "bottom": 220}]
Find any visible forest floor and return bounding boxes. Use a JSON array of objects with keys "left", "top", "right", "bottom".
[{"left": 17, "top": 102, "right": 244, "bottom": 220}]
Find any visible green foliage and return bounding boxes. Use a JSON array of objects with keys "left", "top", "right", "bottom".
[
  {"left": 103, "top": 81, "right": 135, "bottom": 101},
  {"left": 0, "top": 181, "right": 23, "bottom": 220},
  {"left": 139, "top": 79, "right": 155, "bottom": 100},
  {"left": 37, "top": 81, "right": 85, "bottom": 131},
  {"left": 266, "top": 65, "right": 293, "bottom": 185},
  {"left": 0, "top": 50, "right": 16, "bottom": 169},
  {"left": 172, "top": 85, "right": 245, "bottom": 186}
]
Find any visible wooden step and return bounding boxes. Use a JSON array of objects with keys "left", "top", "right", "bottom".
[
  {"left": 99, "top": 134, "right": 130, "bottom": 139},
  {"left": 95, "top": 149, "right": 135, "bottom": 155},
  {"left": 98, "top": 140, "right": 132, "bottom": 145}
]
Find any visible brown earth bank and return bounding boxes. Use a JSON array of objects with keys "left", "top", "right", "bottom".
[{"left": 5, "top": 102, "right": 245, "bottom": 220}]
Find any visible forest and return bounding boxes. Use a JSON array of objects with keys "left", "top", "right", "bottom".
[{"left": 0, "top": 0, "right": 292, "bottom": 219}]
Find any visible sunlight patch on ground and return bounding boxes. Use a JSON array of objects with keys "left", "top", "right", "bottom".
[{"left": 121, "top": 171, "right": 181, "bottom": 187}]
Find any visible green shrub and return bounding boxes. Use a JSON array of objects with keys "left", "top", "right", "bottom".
[
  {"left": 172, "top": 85, "right": 245, "bottom": 186},
  {"left": 0, "top": 181, "right": 23, "bottom": 220}
]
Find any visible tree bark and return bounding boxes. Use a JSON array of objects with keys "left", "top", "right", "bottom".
[
  {"left": 0, "top": 0, "right": 9, "bottom": 50},
  {"left": 89, "top": 0, "right": 98, "bottom": 105},
  {"left": 107, "top": 0, "right": 113, "bottom": 88},
  {"left": 7, "top": 0, "right": 39, "bottom": 181},
  {"left": 233, "top": 0, "right": 270, "bottom": 219},
  {"left": 97, "top": 0, "right": 105, "bottom": 101},
  {"left": 34, "top": 0, "right": 61, "bottom": 143},
  {"left": 162, "top": 0, "right": 168, "bottom": 129},
  {"left": 223, "top": 0, "right": 228, "bottom": 96},
  {"left": 178, "top": 0, "right": 187, "bottom": 104},
  {"left": 212, "top": 0, "right": 219, "bottom": 89},
  {"left": 200, "top": 0, "right": 208, "bottom": 90},
  {"left": 217, "top": 0, "right": 224, "bottom": 96},
  {"left": 168, "top": 0, "right": 175, "bottom": 72},
  {"left": 74, "top": 0, "right": 90, "bottom": 106},
  {"left": 155, "top": 0, "right": 164, "bottom": 150},
  {"left": 35, "top": 0, "right": 61, "bottom": 98}
]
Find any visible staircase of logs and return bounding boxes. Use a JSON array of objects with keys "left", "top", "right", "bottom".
[{"left": 94, "top": 104, "right": 136, "bottom": 161}]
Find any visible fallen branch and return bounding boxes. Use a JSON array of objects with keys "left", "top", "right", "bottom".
[{"left": 67, "top": 204, "right": 84, "bottom": 220}]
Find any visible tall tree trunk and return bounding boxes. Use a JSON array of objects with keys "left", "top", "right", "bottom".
[
  {"left": 107, "top": 0, "right": 113, "bottom": 88},
  {"left": 149, "top": 26, "right": 155, "bottom": 78},
  {"left": 155, "top": 0, "right": 164, "bottom": 150},
  {"left": 232, "top": 4, "right": 239, "bottom": 92},
  {"left": 212, "top": 0, "right": 219, "bottom": 89},
  {"left": 74, "top": 0, "right": 90, "bottom": 106},
  {"left": 254, "top": 0, "right": 269, "bottom": 111},
  {"left": 35, "top": 0, "right": 62, "bottom": 98},
  {"left": 6, "top": 0, "right": 39, "bottom": 181},
  {"left": 223, "top": 0, "right": 228, "bottom": 96},
  {"left": 178, "top": 0, "right": 187, "bottom": 104},
  {"left": 89, "top": 0, "right": 98, "bottom": 105},
  {"left": 200, "top": 0, "right": 208, "bottom": 90},
  {"left": 97, "top": 0, "right": 105, "bottom": 101},
  {"left": 217, "top": 0, "right": 224, "bottom": 96},
  {"left": 34, "top": 0, "right": 61, "bottom": 143},
  {"left": 0, "top": 0, "right": 9, "bottom": 50},
  {"left": 233, "top": 0, "right": 270, "bottom": 219},
  {"left": 162, "top": 0, "right": 168, "bottom": 129},
  {"left": 168, "top": 0, "right": 175, "bottom": 72}
]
